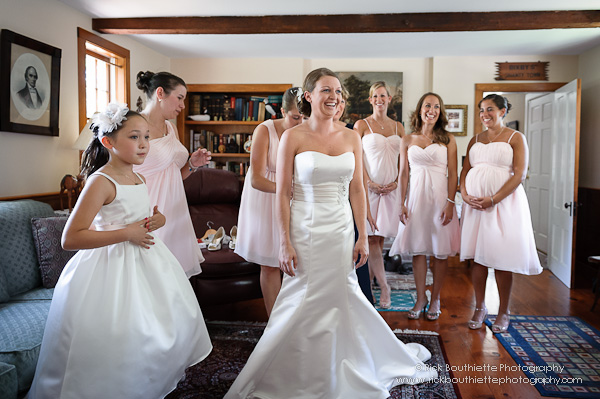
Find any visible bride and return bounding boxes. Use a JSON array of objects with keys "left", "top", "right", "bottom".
[{"left": 224, "top": 68, "right": 437, "bottom": 399}]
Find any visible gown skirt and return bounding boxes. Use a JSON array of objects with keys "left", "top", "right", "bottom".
[
  {"left": 224, "top": 151, "right": 437, "bottom": 399},
  {"left": 26, "top": 173, "right": 212, "bottom": 399},
  {"left": 460, "top": 138, "right": 542, "bottom": 275}
]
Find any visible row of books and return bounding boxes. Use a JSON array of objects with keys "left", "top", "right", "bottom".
[
  {"left": 205, "top": 160, "right": 249, "bottom": 177},
  {"left": 190, "top": 130, "right": 251, "bottom": 154},
  {"left": 188, "top": 94, "right": 283, "bottom": 122}
]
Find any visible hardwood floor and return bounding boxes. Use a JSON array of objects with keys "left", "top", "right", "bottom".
[{"left": 202, "top": 257, "right": 600, "bottom": 399}]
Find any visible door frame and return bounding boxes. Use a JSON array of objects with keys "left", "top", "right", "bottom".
[{"left": 474, "top": 83, "right": 566, "bottom": 135}]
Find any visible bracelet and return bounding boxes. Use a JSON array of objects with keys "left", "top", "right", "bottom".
[
  {"left": 490, "top": 196, "right": 495, "bottom": 206},
  {"left": 188, "top": 158, "right": 200, "bottom": 172},
  {"left": 446, "top": 198, "right": 455, "bottom": 204}
]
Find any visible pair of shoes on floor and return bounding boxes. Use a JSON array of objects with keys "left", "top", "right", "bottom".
[
  {"left": 408, "top": 302, "right": 428, "bottom": 319},
  {"left": 491, "top": 312, "right": 510, "bottom": 333},
  {"left": 426, "top": 300, "right": 442, "bottom": 321},
  {"left": 468, "top": 307, "right": 488, "bottom": 330},
  {"left": 207, "top": 226, "right": 238, "bottom": 251}
]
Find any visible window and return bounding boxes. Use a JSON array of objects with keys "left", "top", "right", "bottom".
[{"left": 77, "top": 28, "right": 130, "bottom": 130}]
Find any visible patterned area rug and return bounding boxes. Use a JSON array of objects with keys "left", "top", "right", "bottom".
[
  {"left": 386, "top": 270, "right": 434, "bottom": 290},
  {"left": 372, "top": 288, "right": 417, "bottom": 312},
  {"left": 166, "top": 320, "right": 460, "bottom": 399},
  {"left": 485, "top": 315, "right": 600, "bottom": 398}
]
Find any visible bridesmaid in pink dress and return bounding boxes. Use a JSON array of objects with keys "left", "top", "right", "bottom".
[
  {"left": 235, "top": 87, "right": 303, "bottom": 316},
  {"left": 133, "top": 71, "right": 211, "bottom": 278},
  {"left": 460, "top": 94, "right": 542, "bottom": 333},
  {"left": 354, "top": 81, "right": 404, "bottom": 309},
  {"left": 389, "top": 93, "right": 460, "bottom": 321}
]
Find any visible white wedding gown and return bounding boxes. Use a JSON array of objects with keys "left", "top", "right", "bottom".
[{"left": 224, "top": 151, "right": 437, "bottom": 399}]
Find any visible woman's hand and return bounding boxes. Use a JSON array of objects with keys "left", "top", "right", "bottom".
[
  {"left": 470, "top": 196, "right": 494, "bottom": 210},
  {"left": 400, "top": 204, "right": 409, "bottom": 225},
  {"left": 190, "top": 148, "right": 212, "bottom": 168},
  {"left": 440, "top": 202, "right": 454, "bottom": 225},
  {"left": 367, "top": 181, "right": 383, "bottom": 195},
  {"left": 279, "top": 241, "right": 298, "bottom": 277},
  {"left": 462, "top": 193, "right": 482, "bottom": 210},
  {"left": 146, "top": 206, "right": 166, "bottom": 232},
  {"left": 354, "top": 236, "right": 369, "bottom": 268},
  {"left": 379, "top": 181, "right": 398, "bottom": 196},
  {"left": 367, "top": 210, "right": 378, "bottom": 233},
  {"left": 126, "top": 219, "right": 154, "bottom": 248}
]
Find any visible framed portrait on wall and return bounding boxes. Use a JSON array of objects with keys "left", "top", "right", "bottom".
[
  {"left": 335, "top": 71, "right": 403, "bottom": 126},
  {"left": 0, "top": 29, "right": 61, "bottom": 136},
  {"left": 445, "top": 104, "right": 467, "bottom": 136}
]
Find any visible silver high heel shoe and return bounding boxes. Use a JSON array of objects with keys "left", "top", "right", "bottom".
[
  {"left": 468, "top": 307, "right": 488, "bottom": 330},
  {"left": 229, "top": 226, "right": 237, "bottom": 250},
  {"left": 208, "top": 227, "right": 225, "bottom": 251}
]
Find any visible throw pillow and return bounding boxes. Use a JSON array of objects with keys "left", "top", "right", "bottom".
[{"left": 31, "top": 217, "right": 77, "bottom": 288}]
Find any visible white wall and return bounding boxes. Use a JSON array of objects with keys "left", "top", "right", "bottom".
[
  {"left": 171, "top": 55, "right": 578, "bottom": 171},
  {"left": 578, "top": 45, "right": 600, "bottom": 189},
  {"left": 431, "top": 55, "right": 579, "bottom": 164},
  {"left": 0, "top": 0, "right": 169, "bottom": 197}
]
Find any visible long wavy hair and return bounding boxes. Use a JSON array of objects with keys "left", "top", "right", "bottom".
[{"left": 409, "top": 92, "right": 450, "bottom": 145}]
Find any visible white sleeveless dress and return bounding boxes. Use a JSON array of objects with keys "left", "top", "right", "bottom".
[
  {"left": 235, "top": 119, "right": 280, "bottom": 267},
  {"left": 361, "top": 121, "right": 403, "bottom": 238},
  {"left": 27, "top": 172, "right": 212, "bottom": 399},
  {"left": 460, "top": 132, "right": 542, "bottom": 275},
  {"left": 224, "top": 152, "right": 437, "bottom": 399}
]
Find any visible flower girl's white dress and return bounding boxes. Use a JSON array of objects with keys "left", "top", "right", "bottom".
[{"left": 27, "top": 172, "right": 212, "bottom": 399}]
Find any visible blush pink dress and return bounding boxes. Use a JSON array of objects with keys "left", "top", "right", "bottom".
[
  {"left": 389, "top": 143, "right": 460, "bottom": 258},
  {"left": 133, "top": 121, "right": 203, "bottom": 278},
  {"left": 362, "top": 121, "right": 403, "bottom": 238},
  {"left": 235, "top": 120, "right": 279, "bottom": 267},
  {"left": 460, "top": 131, "right": 542, "bottom": 275}
]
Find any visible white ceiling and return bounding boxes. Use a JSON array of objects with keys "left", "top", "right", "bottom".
[{"left": 60, "top": 0, "right": 600, "bottom": 58}]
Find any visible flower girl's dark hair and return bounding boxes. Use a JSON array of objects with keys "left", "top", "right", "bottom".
[{"left": 81, "top": 106, "right": 143, "bottom": 178}]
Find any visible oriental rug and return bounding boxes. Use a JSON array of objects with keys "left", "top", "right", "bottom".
[
  {"left": 386, "top": 270, "right": 434, "bottom": 290},
  {"left": 485, "top": 315, "right": 600, "bottom": 398},
  {"left": 166, "top": 320, "right": 460, "bottom": 399},
  {"left": 372, "top": 288, "right": 417, "bottom": 312}
]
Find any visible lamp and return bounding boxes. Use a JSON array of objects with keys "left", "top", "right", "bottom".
[{"left": 72, "top": 117, "right": 95, "bottom": 151}]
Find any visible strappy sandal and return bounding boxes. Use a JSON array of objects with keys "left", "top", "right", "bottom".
[
  {"left": 468, "top": 307, "right": 488, "bottom": 330},
  {"left": 491, "top": 312, "right": 510, "bottom": 333},
  {"left": 408, "top": 302, "right": 428, "bottom": 320},
  {"left": 426, "top": 300, "right": 442, "bottom": 321}
]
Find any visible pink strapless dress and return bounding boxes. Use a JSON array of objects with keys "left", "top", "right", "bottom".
[{"left": 389, "top": 144, "right": 460, "bottom": 258}]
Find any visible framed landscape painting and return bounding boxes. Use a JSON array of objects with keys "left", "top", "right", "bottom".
[{"left": 335, "top": 71, "right": 403, "bottom": 126}]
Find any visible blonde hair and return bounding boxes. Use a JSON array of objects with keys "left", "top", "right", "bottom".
[{"left": 369, "top": 81, "right": 391, "bottom": 98}]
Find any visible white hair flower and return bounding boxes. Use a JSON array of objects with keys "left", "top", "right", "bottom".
[{"left": 92, "top": 102, "right": 129, "bottom": 136}]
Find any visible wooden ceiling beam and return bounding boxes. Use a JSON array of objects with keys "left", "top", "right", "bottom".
[{"left": 92, "top": 11, "right": 600, "bottom": 35}]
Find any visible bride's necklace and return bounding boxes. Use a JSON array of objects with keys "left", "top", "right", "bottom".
[
  {"left": 370, "top": 116, "right": 386, "bottom": 130},
  {"left": 487, "top": 127, "right": 506, "bottom": 143},
  {"left": 107, "top": 164, "right": 140, "bottom": 185}
]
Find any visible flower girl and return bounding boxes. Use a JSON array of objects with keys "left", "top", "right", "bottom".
[{"left": 27, "top": 103, "right": 212, "bottom": 399}]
